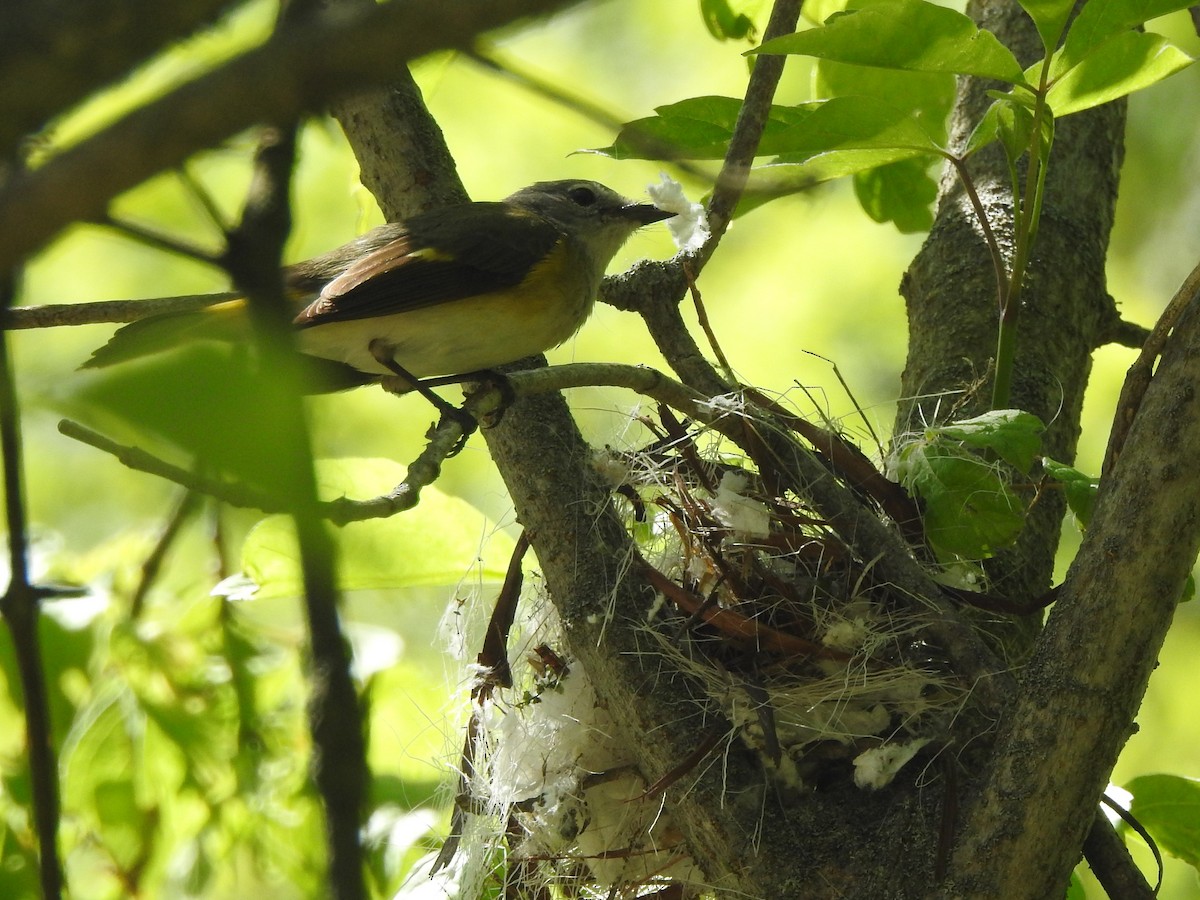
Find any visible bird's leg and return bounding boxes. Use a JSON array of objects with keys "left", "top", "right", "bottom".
[
  {"left": 380, "top": 366, "right": 517, "bottom": 428},
  {"left": 412, "top": 370, "right": 517, "bottom": 428},
  {"left": 369, "top": 340, "right": 477, "bottom": 452}
]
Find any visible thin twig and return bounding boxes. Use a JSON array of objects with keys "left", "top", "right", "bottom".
[
  {"left": 465, "top": 46, "right": 713, "bottom": 184},
  {"left": 178, "top": 163, "right": 232, "bottom": 234},
  {"left": 948, "top": 154, "right": 1008, "bottom": 315},
  {"left": 0, "top": 0, "right": 586, "bottom": 273},
  {"left": 1102, "top": 257, "right": 1200, "bottom": 476},
  {"left": 96, "top": 213, "right": 223, "bottom": 266},
  {"left": 684, "top": 262, "right": 737, "bottom": 383},
  {"left": 613, "top": 0, "right": 802, "bottom": 401},
  {"left": 0, "top": 270, "right": 64, "bottom": 899},
  {"left": 129, "top": 490, "right": 203, "bottom": 619},
  {"left": 4, "top": 293, "right": 237, "bottom": 330},
  {"left": 701, "top": 0, "right": 803, "bottom": 256},
  {"left": 59, "top": 383, "right": 490, "bottom": 524}
]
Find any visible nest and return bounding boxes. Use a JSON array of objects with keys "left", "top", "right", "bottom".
[
  {"left": 610, "top": 402, "right": 964, "bottom": 791},
  {"left": 437, "top": 399, "right": 970, "bottom": 898}
]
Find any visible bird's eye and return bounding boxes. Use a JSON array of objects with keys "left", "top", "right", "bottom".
[{"left": 568, "top": 185, "right": 598, "bottom": 207}]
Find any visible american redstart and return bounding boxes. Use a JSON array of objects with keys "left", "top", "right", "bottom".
[{"left": 84, "top": 180, "right": 675, "bottom": 393}]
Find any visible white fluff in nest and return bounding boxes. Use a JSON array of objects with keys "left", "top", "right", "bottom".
[
  {"left": 853, "top": 738, "right": 931, "bottom": 790},
  {"left": 710, "top": 471, "right": 772, "bottom": 538}
]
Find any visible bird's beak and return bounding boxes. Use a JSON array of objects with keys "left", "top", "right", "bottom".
[{"left": 624, "top": 203, "right": 677, "bottom": 225}]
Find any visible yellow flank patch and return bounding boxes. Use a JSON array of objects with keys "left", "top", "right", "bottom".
[
  {"left": 409, "top": 247, "right": 456, "bottom": 263},
  {"left": 207, "top": 298, "right": 248, "bottom": 314},
  {"left": 505, "top": 240, "right": 576, "bottom": 320}
]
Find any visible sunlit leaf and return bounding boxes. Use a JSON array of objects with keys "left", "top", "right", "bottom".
[
  {"left": 1057, "top": 0, "right": 1199, "bottom": 74},
  {"left": 1047, "top": 31, "right": 1194, "bottom": 117},
  {"left": 894, "top": 442, "right": 1026, "bottom": 559},
  {"left": 753, "top": 0, "right": 1027, "bottom": 83},
  {"left": 733, "top": 150, "right": 932, "bottom": 217},
  {"left": 963, "top": 94, "right": 1053, "bottom": 165},
  {"left": 592, "top": 96, "right": 818, "bottom": 160},
  {"left": 1123, "top": 774, "right": 1200, "bottom": 869},
  {"left": 804, "top": 0, "right": 851, "bottom": 25},
  {"left": 767, "top": 95, "right": 946, "bottom": 160},
  {"left": 60, "top": 683, "right": 160, "bottom": 871},
  {"left": 814, "top": 56, "right": 956, "bottom": 145},
  {"left": 0, "top": 816, "right": 39, "bottom": 899},
  {"left": 71, "top": 343, "right": 314, "bottom": 496},
  {"left": 1018, "top": 0, "right": 1076, "bottom": 53},
  {"left": 1042, "top": 458, "right": 1099, "bottom": 528},
  {"left": 897, "top": 441, "right": 1027, "bottom": 561},
  {"left": 934, "top": 409, "right": 1046, "bottom": 473},
  {"left": 240, "top": 457, "right": 516, "bottom": 599}
]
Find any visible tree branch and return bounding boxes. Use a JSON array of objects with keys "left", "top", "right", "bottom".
[
  {"left": 0, "top": 0, "right": 239, "bottom": 157},
  {"left": 5, "top": 294, "right": 235, "bottom": 330},
  {"left": 603, "top": 0, "right": 802, "bottom": 399},
  {"left": 945, "top": 284, "right": 1200, "bottom": 898},
  {"left": 0, "top": 0, "right": 582, "bottom": 275}
]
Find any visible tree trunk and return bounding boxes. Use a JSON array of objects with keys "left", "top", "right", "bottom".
[{"left": 897, "top": 0, "right": 1125, "bottom": 610}]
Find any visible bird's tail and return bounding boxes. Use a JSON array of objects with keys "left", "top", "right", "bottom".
[{"left": 81, "top": 296, "right": 251, "bottom": 369}]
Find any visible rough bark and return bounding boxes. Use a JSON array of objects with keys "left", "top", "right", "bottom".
[{"left": 946, "top": 274, "right": 1200, "bottom": 899}]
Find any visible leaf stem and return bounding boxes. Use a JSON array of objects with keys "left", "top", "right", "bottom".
[
  {"left": 0, "top": 270, "right": 64, "bottom": 900},
  {"left": 992, "top": 56, "right": 1055, "bottom": 409},
  {"left": 948, "top": 154, "right": 1009, "bottom": 314}
]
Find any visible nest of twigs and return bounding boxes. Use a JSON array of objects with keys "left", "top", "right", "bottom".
[
  {"left": 437, "top": 397, "right": 969, "bottom": 898},
  {"left": 611, "top": 402, "right": 963, "bottom": 789}
]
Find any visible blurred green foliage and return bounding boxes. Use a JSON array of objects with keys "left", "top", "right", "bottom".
[{"left": 4, "top": 0, "right": 1200, "bottom": 897}]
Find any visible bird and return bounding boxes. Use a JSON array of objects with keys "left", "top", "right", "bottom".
[{"left": 83, "top": 179, "right": 675, "bottom": 394}]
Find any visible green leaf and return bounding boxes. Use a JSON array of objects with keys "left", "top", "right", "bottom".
[
  {"left": 767, "top": 95, "right": 946, "bottom": 160},
  {"left": 852, "top": 157, "right": 938, "bottom": 232},
  {"left": 1019, "top": 0, "right": 1076, "bottom": 53},
  {"left": 895, "top": 442, "right": 1026, "bottom": 559},
  {"left": 753, "top": 0, "right": 1027, "bottom": 83},
  {"left": 814, "top": 58, "right": 956, "bottom": 146},
  {"left": 0, "top": 815, "right": 39, "bottom": 900},
  {"left": 71, "top": 343, "right": 319, "bottom": 495},
  {"left": 933, "top": 410, "right": 1046, "bottom": 473},
  {"left": 701, "top": 0, "right": 761, "bottom": 41},
  {"left": 735, "top": 150, "right": 932, "bottom": 216},
  {"left": 964, "top": 94, "right": 1054, "bottom": 165},
  {"left": 1046, "top": 31, "right": 1194, "bottom": 117},
  {"left": 595, "top": 93, "right": 948, "bottom": 173},
  {"left": 1123, "top": 774, "right": 1200, "bottom": 869},
  {"left": 804, "top": 0, "right": 851, "bottom": 26},
  {"left": 1057, "top": 0, "right": 1200, "bottom": 74},
  {"left": 1041, "top": 458, "right": 1099, "bottom": 528},
  {"left": 239, "top": 458, "right": 516, "bottom": 599},
  {"left": 593, "top": 96, "right": 817, "bottom": 160}
]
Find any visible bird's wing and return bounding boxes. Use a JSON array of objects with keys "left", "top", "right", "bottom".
[{"left": 292, "top": 204, "right": 563, "bottom": 328}]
